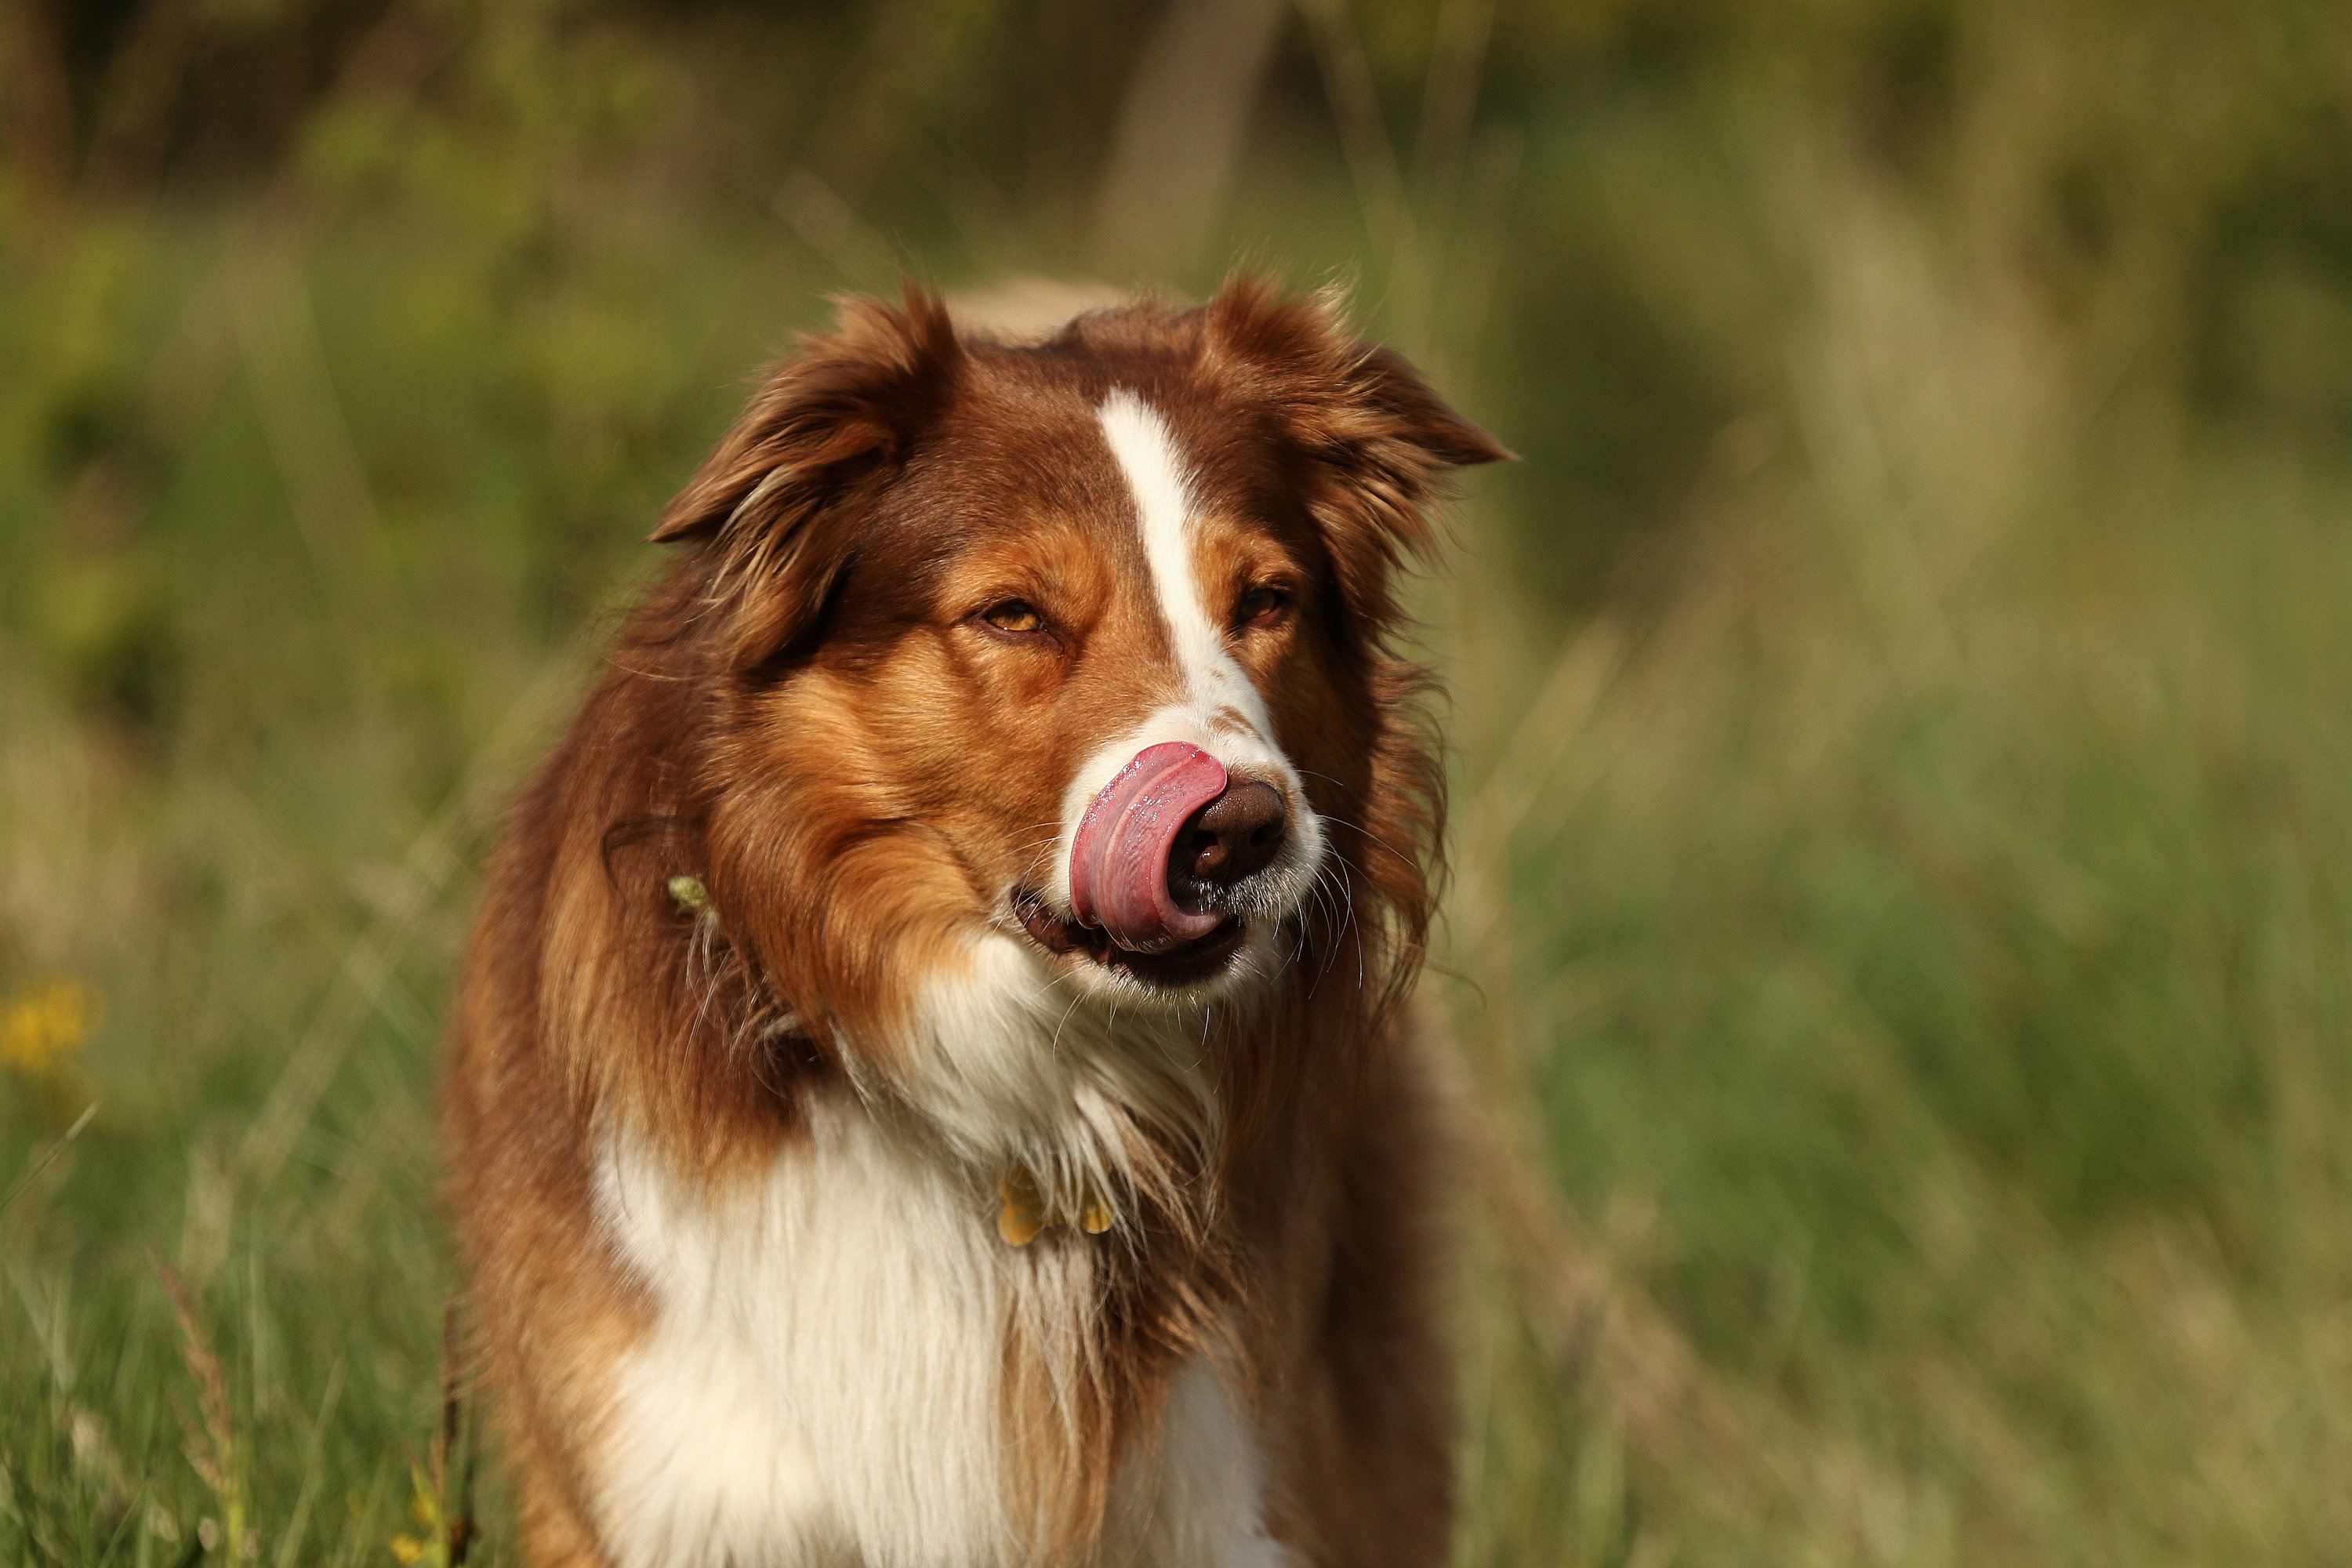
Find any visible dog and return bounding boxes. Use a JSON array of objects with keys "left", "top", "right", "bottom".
[{"left": 440, "top": 275, "right": 1506, "bottom": 1567}]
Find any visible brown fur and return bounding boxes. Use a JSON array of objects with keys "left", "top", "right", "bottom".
[{"left": 441, "top": 275, "right": 1505, "bottom": 1566}]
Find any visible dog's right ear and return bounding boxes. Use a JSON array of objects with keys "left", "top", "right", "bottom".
[{"left": 652, "top": 285, "right": 962, "bottom": 667}]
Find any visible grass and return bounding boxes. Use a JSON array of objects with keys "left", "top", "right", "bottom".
[
  {"left": 8, "top": 46, "right": 2352, "bottom": 1568},
  {"left": 1444, "top": 450, "right": 2352, "bottom": 1565}
]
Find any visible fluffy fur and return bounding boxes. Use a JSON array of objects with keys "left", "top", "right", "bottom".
[{"left": 441, "top": 275, "right": 1507, "bottom": 1567}]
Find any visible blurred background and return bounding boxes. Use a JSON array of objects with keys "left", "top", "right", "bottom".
[{"left": 6, "top": 0, "right": 2352, "bottom": 1561}]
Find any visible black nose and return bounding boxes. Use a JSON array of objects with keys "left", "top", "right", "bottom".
[{"left": 1171, "top": 781, "right": 1288, "bottom": 891}]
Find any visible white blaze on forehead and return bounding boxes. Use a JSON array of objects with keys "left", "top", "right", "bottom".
[
  {"left": 1054, "top": 388, "right": 1327, "bottom": 938},
  {"left": 1096, "top": 390, "right": 1276, "bottom": 737}
]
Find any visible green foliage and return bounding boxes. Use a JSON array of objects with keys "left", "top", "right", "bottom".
[{"left": 8, "top": 1, "right": 2352, "bottom": 1563}]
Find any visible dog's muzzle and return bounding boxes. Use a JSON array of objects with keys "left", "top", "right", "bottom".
[{"left": 1068, "top": 742, "right": 1290, "bottom": 953}]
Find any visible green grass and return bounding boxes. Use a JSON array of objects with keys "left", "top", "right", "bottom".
[
  {"left": 1443, "top": 448, "right": 2352, "bottom": 1565},
  {"left": 9, "top": 47, "right": 2352, "bottom": 1567}
]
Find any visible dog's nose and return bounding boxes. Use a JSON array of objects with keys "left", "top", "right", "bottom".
[{"left": 1173, "top": 782, "right": 1287, "bottom": 890}]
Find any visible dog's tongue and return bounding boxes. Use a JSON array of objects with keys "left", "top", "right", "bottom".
[{"left": 1069, "top": 742, "right": 1230, "bottom": 953}]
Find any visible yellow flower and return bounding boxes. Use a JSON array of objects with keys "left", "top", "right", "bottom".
[{"left": 0, "top": 977, "right": 101, "bottom": 1078}]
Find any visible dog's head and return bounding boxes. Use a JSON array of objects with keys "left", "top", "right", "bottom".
[{"left": 631, "top": 278, "right": 1501, "bottom": 1157}]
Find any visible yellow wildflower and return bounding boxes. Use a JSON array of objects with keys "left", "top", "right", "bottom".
[{"left": 0, "top": 977, "right": 100, "bottom": 1078}]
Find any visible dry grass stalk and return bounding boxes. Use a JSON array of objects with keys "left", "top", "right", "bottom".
[
  {"left": 151, "top": 1249, "right": 249, "bottom": 1560},
  {"left": 394, "top": 1301, "right": 476, "bottom": 1566}
]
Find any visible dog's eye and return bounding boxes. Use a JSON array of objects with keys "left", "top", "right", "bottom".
[
  {"left": 981, "top": 600, "right": 1047, "bottom": 635},
  {"left": 1233, "top": 586, "right": 1290, "bottom": 629}
]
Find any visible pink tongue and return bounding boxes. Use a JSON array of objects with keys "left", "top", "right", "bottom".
[{"left": 1069, "top": 742, "right": 1231, "bottom": 953}]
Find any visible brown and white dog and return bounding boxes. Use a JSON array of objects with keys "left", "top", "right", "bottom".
[{"left": 441, "top": 276, "right": 1506, "bottom": 1568}]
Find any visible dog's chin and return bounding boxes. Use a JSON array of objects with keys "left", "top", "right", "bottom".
[{"left": 1011, "top": 890, "right": 1266, "bottom": 1000}]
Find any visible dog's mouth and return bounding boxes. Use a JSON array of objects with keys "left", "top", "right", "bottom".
[{"left": 1012, "top": 891, "right": 1246, "bottom": 989}]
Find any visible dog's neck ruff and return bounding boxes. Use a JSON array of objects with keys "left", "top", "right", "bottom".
[{"left": 659, "top": 869, "right": 1214, "bottom": 1250}]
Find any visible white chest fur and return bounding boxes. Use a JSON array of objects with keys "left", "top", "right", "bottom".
[{"left": 590, "top": 1101, "right": 1285, "bottom": 1568}]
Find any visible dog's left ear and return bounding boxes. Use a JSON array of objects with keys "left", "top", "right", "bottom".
[
  {"left": 1203, "top": 275, "right": 1509, "bottom": 629},
  {"left": 652, "top": 284, "right": 963, "bottom": 667}
]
